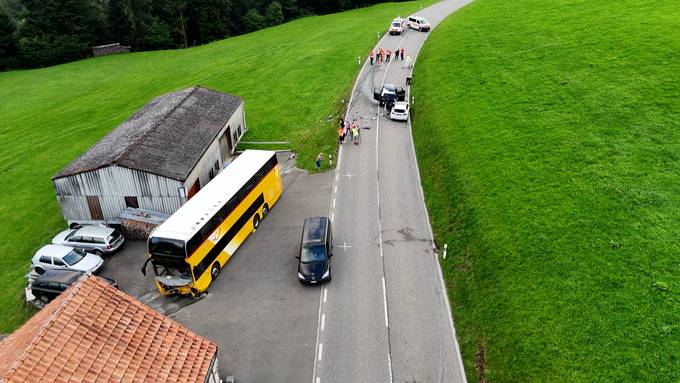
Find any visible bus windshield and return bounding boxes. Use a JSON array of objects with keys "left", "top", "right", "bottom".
[
  {"left": 301, "top": 244, "right": 326, "bottom": 263},
  {"left": 149, "top": 237, "right": 186, "bottom": 258}
]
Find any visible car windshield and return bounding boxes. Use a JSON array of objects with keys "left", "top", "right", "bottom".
[
  {"left": 394, "top": 108, "right": 406, "bottom": 113},
  {"left": 392, "top": 22, "right": 401, "bottom": 27},
  {"left": 300, "top": 244, "right": 326, "bottom": 263},
  {"left": 62, "top": 249, "right": 86, "bottom": 265}
]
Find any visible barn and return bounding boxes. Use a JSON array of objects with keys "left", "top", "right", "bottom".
[{"left": 52, "top": 85, "right": 247, "bottom": 226}]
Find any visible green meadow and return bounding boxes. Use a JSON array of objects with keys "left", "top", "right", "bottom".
[{"left": 413, "top": 0, "right": 679, "bottom": 381}]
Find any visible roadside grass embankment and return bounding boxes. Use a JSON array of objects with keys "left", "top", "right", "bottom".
[
  {"left": 412, "top": 0, "right": 679, "bottom": 382},
  {"left": 0, "top": 0, "right": 435, "bottom": 332}
]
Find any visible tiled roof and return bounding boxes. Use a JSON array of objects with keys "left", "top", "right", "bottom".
[
  {"left": 53, "top": 85, "right": 243, "bottom": 181},
  {"left": 0, "top": 276, "right": 217, "bottom": 383}
]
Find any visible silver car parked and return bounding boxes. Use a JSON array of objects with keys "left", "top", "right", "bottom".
[
  {"left": 31, "top": 245, "right": 104, "bottom": 274},
  {"left": 52, "top": 225, "right": 124, "bottom": 256}
]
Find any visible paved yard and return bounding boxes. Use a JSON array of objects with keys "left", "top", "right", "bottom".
[{"left": 100, "top": 153, "right": 333, "bottom": 381}]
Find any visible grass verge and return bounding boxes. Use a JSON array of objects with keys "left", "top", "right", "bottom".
[{"left": 412, "top": 0, "right": 679, "bottom": 381}]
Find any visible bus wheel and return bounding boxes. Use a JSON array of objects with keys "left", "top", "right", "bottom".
[
  {"left": 262, "top": 204, "right": 269, "bottom": 217},
  {"left": 211, "top": 263, "right": 221, "bottom": 279},
  {"left": 253, "top": 214, "right": 261, "bottom": 230}
]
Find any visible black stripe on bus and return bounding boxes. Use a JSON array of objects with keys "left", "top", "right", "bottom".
[
  {"left": 193, "top": 193, "right": 265, "bottom": 280},
  {"left": 186, "top": 154, "right": 278, "bottom": 257}
]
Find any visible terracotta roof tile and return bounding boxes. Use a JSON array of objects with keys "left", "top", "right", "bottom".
[{"left": 0, "top": 276, "right": 217, "bottom": 383}]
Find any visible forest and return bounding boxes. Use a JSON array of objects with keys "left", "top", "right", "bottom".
[{"left": 0, "top": 0, "right": 405, "bottom": 69}]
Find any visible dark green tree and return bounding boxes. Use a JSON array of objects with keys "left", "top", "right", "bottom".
[
  {"left": 264, "top": 1, "right": 284, "bottom": 27},
  {"left": 242, "top": 8, "right": 264, "bottom": 33},
  {"left": 185, "top": 0, "right": 231, "bottom": 45},
  {"left": 0, "top": 7, "right": 18, "bottom": 69},
  {"left": 18, "top": 0, "right": 104, "bottom": 67},
  {"left": 107, "top": 0, "right": 171, "bottom": 50}
]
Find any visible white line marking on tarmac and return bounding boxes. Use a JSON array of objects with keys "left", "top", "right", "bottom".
[
  {"left": 323, "top": 288, "right": 328, "bottom": 303},
  {"left": 321, "top": 314, "right": 326, "bottom": 331},
  {"left": 318, "top": 343, "right": 323, "bottom": 361},
  {"left": 332, "top": 198, "right": 336, "bottom": 209},
  {"left": 330, "top": 212, "right": 334, "bottom": 223},
  {"left": 316, "top": 377, "right": 320, "bottom": 383},
  {"left": 382, "top": 277, "right": 389, "bottom": 328},
  {"left": 311, "top": 282, "right": 324, "bottom": 383}
]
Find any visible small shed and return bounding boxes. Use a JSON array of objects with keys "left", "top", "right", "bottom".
[
  {"left": 0, "top": 275, "right": 220, "bottom": 383},
  {"left": 92, "top": 43, "right": 131, "bottom": 56},
  {"left": 52, "top": 85, "right": 247, "bottom": 225}
]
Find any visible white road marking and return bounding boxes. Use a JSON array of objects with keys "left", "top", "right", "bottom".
[
  {"left": 321, "top": 313, "right": 326, "bottom": 331},
  {"left": 316, "top": 377, "right": 320, "bottom": 383},
  {"left": 387, "top": 353, "right": 394, "bottom": 383},
  {"left": 332, "top": 198, "right": 336, "bottom": 209},
  {"left": 318, "top": 343, "right": 323, "bottom": 361},
  {"left": 330, "top": 212, "right": 334, "bottom": 223},
  {"left": 339, "top": 242, "right": 352, "bottom": 251},
  {"left": 382, "top": 277, "right": 389, "bottom": 328},
  {"left": 341, "top": 173, "right": 355, "bottom": 179},
  {"left": 323, "top": 288, "right": 328, "bottom": 303},
  {"left": 312, "top": 283, "right": 323, "bottom": 383}
]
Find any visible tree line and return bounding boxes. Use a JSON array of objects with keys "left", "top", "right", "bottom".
[{"left": 0, "top": 0, "right": 405, "bottom": 69}]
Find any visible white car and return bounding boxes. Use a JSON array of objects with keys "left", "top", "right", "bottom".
[
  {"left": 31, "top": 245, "right": 104, "bottom": 274},
  {"left": 389, "top": 17, "right": 405, "bottom": 35},
  {"left": 52, "top": 225, "right": 124, "bottom": 256},
  {"left": 407, "top": 15, "right": 431, "bottom": 31},
  {"left": 390, "top": 102, "right": 410, "bottom": 121}
]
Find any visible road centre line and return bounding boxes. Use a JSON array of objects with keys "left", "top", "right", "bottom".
[
  {"left": 321, "top": 314, "right": 326, "bottom": 331},
  {"left": 382, "top": 277, "right": 389, "bottom": 328},
  {"left": 318, "top": 343, "right": 323, "bottom": 361},
  {"left": 323, "top": 288, "right": 327, "bottom": 303}
]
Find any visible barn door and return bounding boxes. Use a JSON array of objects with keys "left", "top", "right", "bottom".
[
  {"left": 187, "top": 180, "right": 201, "bottom": 200},
  {"left": 87, "top": 196, "right": 103, "bottom": 220}
]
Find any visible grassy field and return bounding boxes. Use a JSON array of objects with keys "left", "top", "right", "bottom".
[
  {"left": 0, "top": 0, "right": 435, "bottom": 332},
  {"left": 413, "top": 0, "right": 679, "bottom": 381}
]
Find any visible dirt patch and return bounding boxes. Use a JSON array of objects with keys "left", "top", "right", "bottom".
[{"left": 475, "top": 338, "right": 487, "bottom": 383}]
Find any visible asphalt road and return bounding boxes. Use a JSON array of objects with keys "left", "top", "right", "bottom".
[
  {"left": 313, "top": 1, "right": 473, "bottom": 382},
  {"left": 101, "top": 154, "right": 334, "bottom": 382}
]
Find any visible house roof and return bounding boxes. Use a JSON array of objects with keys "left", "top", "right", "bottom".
[
  {"left": 53, "top": 85, "right": 243, "bottom": 181},
  {"left": 0, "top": 276, "right": 217, "bottom": 383}
]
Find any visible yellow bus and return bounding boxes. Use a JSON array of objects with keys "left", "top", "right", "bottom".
[{"left": 142, "top": 150, "right": 282, "bottom": 296}]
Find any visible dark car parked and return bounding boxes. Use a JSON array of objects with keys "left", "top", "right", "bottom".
[
  {"left": 31, "top": 270, "right": 117, "bottom": 305},
  {"left": 297, "top": 217, "right": 333, "bottom": 284}
]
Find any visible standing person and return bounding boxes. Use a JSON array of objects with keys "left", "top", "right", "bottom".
[
  {"left": 352, "top": 125, "right": 360, "bottom": 145},
  {"left": 369, "top": 49, "right": 375, "bottom": 65},
  {"left": 400, "top": 48, "right": 405, "bottom": 61},
  {"left": 316, "top": 153, "right": 324, "bottom": 171},
  {"left": 386, "top": 48, "right": 391, "bottom": 62},
  {"left": 406, "top": 67, "right": 413, "bottom": 85},
  {"left": 338, "top": 126, "right": 345, "bottom": 144}
]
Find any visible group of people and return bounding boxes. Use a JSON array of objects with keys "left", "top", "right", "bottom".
[
  {"left": 337, "top": 117, "right": 361, "bottom": 146},
  {"left": 369, "top": 47, "right": 405, "bottom": 65}
]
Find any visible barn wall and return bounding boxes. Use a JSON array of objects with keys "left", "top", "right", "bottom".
[
  {"left": 53, "top": 166, "right": 183, "bottom": 223},
  {"left": 183, "top": 103, "right": 247, "bottom": 192}
]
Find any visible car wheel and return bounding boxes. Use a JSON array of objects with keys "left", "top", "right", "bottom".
[
  {"left": 262, "top": 204, "right": 269, "bottom": 217},
  {"left": 211, "top": 262, "right": 221, "bottom": 279},
  {"left": 94, "top": 249, "right": 104, "bottom": 257},
  {"left": 253, "top": 214, "right": 261, "bottom": 230},
  {"left": 38, "top": 295, "right": 50, "bottom": 304}
]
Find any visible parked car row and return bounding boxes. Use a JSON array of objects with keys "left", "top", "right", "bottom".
[{"left": 26, "top": 224, "right": 124, "bottom": 307}]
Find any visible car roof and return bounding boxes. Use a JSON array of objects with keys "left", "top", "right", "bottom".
[
  {"left": 37, "top": 270, "right": 84, "bottom": 284},
  {"left": 74, "top": 225, "right": 113, "bottom": 237},
  {"left": 37, "top": 244, "right": 75, "bottom": 257},
  {"left": 302, "top": 217, "right": 328, "bottom": 244}
]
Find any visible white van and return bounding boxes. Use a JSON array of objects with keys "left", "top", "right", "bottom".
[
  {"left": 407, "top": 15, "right": 431, "bottom": 32},
  {"left": 389, "top": 17, "right": 405, "bottom": 35}
]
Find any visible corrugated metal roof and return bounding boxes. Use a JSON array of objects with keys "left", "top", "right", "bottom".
[{"left": 53, "top": 85, "right": 243, "bottom": 182}]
